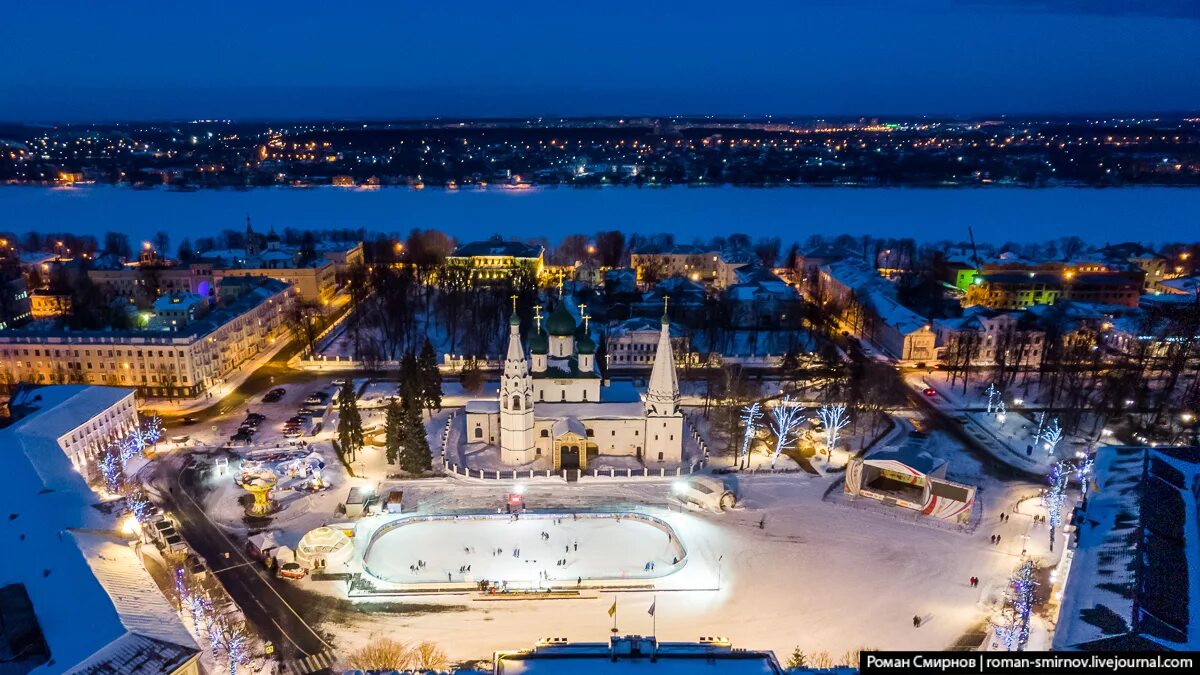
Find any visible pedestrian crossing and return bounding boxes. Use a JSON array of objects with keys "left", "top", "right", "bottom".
[{"left": 284, "top": 650, "right": 335, "bottom": 673}]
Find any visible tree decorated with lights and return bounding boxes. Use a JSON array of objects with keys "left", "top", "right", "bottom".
[
  {"left": 984, "top": 383, "right": 1000, "bottom": 414},
  {"left": 220, "top": 621, "right": 251, "bottom": 675},
  {"left": 768, "top": 396, "right": 804, "bottom": 469},
  {"left": 996, "top": 400, "right": 1007, "bottom": 425},
  {"left": 1040, "top": 417, "right": 1063, "bottom": 456},
  {"left": 994, "top": 559, "right": 1038, "bottom": 650},
  {"left": 124, "top": 423, "right": 150, "bottom": 461},
  {"left": 1074, "top": 450, "right": 1095, "bottom": 484},
  {"left": 143, "top": 415, "right": 163, "bottom": 448},
  {"left": 126, "top": 490, "right": 152, "bottom": 523},
  {"left": 817, "top": 404, "right": 851, "bottom": 455},
  {"left": 99, "top": 448, "right": 123, "bottom": 494},
  {"left": 738, "top": 402, "right": 762, "bottom": 469},
  {"left": 1043, "top": 460, "right": 1071, "bottom": 551}
]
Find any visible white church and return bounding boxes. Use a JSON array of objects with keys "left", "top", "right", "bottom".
[{"left": 464, "top": 301, "right": 683, "bottom": 471}]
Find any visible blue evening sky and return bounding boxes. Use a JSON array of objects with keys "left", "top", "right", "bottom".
[{"left": 0, "top": 0, "right": 1197, "bottom": 120}]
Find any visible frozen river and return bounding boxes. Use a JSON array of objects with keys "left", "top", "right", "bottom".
[{"left": 2, "top": 184, "right": 1197, "bottom": 246}]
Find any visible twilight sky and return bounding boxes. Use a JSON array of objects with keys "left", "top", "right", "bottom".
[{"left": 1, "top": 0, "right": 1197, "bottom": 121}]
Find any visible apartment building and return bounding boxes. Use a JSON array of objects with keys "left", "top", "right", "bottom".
[
  {"left": 933, "top": 307, "right": 1045, "bottom": 367},
  {"left": 819, "top": 259, "right": 936, "bottom": 363},
  {"left": 630, "top": 244, "right": 753, "bottom": 290},
  {"left": 0, "top": 278, "right": 292, "bottom": 399}
]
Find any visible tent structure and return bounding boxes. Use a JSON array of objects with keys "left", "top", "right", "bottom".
[
  {"left": 845, "top": 442, "right": 976, "bottom": 523},
  {"left": 295, "top": 527, "right": 353, "bottom": 570}
]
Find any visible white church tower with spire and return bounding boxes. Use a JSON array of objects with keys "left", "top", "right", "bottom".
[
  {"left": 643, "top": 302, "right": 683, "bottom": 464},
  {"left": 499, "top": 305, "right": 535, "bottom": 464}
]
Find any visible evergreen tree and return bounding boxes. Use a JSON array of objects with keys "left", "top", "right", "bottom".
[
  {"left": 337, "top": 379, "right": 364, "bottom": 463},
  {"left": 418, "top": 338, "right": 442, "bottom": 415},
  {"left": 398, "top": 398, "right": 432, "bottom": 474},
  {"left": 399, "top": 350, "right": 421, "bottom": 404},
  {"left": 785, "top": 647, "right": 807, "bottom": 670},
  {"left": 384, "top": 398, "right": 403, "bottom": 465}
]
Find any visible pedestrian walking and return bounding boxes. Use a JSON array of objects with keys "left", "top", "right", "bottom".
[
  {"left": 574, "top": 541, "right": 578, "bottom": 551},
  {"left": 913, "top": 615, "right": 921, "bottom": 628}
]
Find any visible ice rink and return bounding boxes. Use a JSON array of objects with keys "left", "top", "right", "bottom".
[{"left": 363, "top": 513, "right": 686, "bottom": 586}]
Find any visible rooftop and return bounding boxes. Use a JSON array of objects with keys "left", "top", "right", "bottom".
[
  {"left": 495, "top": 636, "right": 783, "bottom": 674},
  {"left": 1053, "top": 445, "right": 1200, "bottom": 651},
  {"left": 453, "top": 237, "right": 543, "bottom": 259},
  {"left": 0, "top": 277, "right": 289, "bottom": 343},
  {"left": 0, "top": 386, "right": 200, "bottom": 674}
]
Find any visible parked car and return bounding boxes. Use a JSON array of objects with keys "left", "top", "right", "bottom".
[
  {"left": 278, "top": 562, "right": 307, "bottom": 580},
  {"left": 246, "top": 412, "right": 266, "bottom": 422}
]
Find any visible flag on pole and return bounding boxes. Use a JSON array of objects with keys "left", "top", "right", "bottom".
[
  {"left": 647, "top": 599, "right": 656, "bottom": 616},
  {"left": 608, "top": 600, "right": 617, "bottom": 617}
]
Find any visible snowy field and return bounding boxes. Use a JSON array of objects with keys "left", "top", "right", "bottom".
[{"left": 363, "top": 513, "right": 685, "bottom": 586}]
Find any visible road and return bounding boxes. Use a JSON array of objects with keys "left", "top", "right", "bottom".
[{"left": 147, "top": 457, "right": 334, "bottom": 673}]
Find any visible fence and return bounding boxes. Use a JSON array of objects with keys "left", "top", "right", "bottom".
[{"left": 441, "top": 461, "right": 707, "bottom": 482}]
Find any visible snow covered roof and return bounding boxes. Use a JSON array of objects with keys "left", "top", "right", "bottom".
[
  {"left": 6, "top": 385, "right": 136, "bottom": 490},
  {"left": 495, "top": 636, "right": 784, "bottom": 674},
  {"left": 453, "top": 238, "right": 543, "bottom": 259},
  {"left": 1054, "top": 445, "right": 1200, "bottom": 651},
  {"left": 862, "top": 290, "right": 929, "bottom": 336},
  {"left": 1159, "top": 276, "right": 1200, "bottom": 295},
  {"left": 536, "top": 401, "right": 646, "bottom": 420},
  {"left": 608, "top": 317, "right": 685, "bottom": 338},
  {"left": 865, "top": 445, "right": 947, "bottom": 477},
  {"left": 65, "top": 533, "right": 201, "bottom": 674},
  {"left": 0, "top": 388, "right": 199, "bottom": 674},
  {"left": 465, "top": 400, "right": 500, "bottom": 414}
]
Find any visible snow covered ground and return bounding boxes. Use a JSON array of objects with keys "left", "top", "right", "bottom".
[{"left": 300, "top": 452, "right": 1066, "bottom": 665}]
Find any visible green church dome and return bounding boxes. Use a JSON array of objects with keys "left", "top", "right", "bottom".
[
  {"left": 577, "top": 333, "right": 596, "bottom": 355},
  {"left": 530, "top": 331, "right": 549, "bottom": 354},
  {"left": 546, "top": 303, "right": 577, "bottom": 336}
]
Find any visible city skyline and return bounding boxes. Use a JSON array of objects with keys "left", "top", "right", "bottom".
[{"left": 1, "top": 1, "right": 1198, "bottom": 121}]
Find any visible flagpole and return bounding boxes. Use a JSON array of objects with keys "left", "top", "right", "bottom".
[{"left": 652, "top": 594, "right": 657, "bottom": 638}]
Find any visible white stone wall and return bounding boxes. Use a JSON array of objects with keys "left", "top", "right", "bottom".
[
  {"left": 534, "top": 378, "right": 601, "bottom": 403},
  {"left": 55, "top": 390, "right": 139, "bottom": 479},
  {"left": 644, "top": 415, "right": 684, "bottom": 464}
]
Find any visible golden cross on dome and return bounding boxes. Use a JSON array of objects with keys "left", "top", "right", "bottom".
[
  {"left": 510, "top": 294, "right": 518, "bottom": 314},
  {"left": 533, "top": 304, "right": 543, "bottom": 332},
  {"left": 577, "top": 302, "right": 588, "bottom": 318},
  {"left": 582, "top": 313, "right": 591, "bottom": 332}
]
